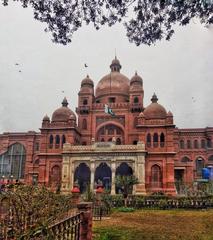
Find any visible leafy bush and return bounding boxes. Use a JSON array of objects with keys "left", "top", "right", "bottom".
[{"left": 117, "top": 207, "right": 135, "bottom": 212}]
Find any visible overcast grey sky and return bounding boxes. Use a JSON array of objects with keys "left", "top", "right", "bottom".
[{"left": 0, "top": 2, "right": 213, "bottom": 133}]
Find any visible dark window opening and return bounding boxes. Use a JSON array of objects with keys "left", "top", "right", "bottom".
[
  {"left": 133, "top": 140, "right": 138, "bottom": 145},
  {"left": 153, "top": 133, "right": 158, "bottom": 148},
  {"left": 134, "top": 97, "right": 139, "bottom": 103},
  {"left": 146, "top": 133, "right": 151, "bottom": 147},
  {"left": 109, "top": 97, "right": 116, "bottom": 103},
  {"left": 160, "top": 133, "right": 165, "bottom": 147},
  {"left": 83, "top": 99, "right": 88, "bottom": 105},
  {"left": 49, "top": 135, "right": 54, "bottom": 149},
  {"left": 55, "top": 135, "right": 60, "bottom": 149},
  {"left": 180, "top": 140, "right": 185, "bottom": 149},
  {"left": 61, "top": 135, "right": 66, "bottom": 148}
]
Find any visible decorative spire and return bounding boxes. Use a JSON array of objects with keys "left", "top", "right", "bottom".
[
  {"left": 110, "top": 56, "right": 121, "bottom": 72},
  {"left": 151, "top": 93, "right": 158, "bottom": 103},
  {"left": 62, "top": 97, "right": 68, "bottom": 107}
]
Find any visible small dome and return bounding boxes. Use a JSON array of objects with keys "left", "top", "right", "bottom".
[
  {"left": 110, "top": 56, "right": 122, "bottom": 72},
  {"left": 167, "top": 111, "right": 173, "bottom": 117},
  {"left": 52, "top": 98, "right": 76, "bottom": 122},
  {"left": 42, "top": 114, "right": 50, "bottom": 122},
  {"left": 130, "top": 72, "right": 143, "bottom": 85},
  {"left": 81, "top": 75, "right": 94, "bottom": 87},
  {"left": 143, "top": 93, "right": 167, "bottom": 119}
]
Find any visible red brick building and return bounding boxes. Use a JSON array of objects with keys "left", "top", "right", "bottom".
[{"left": 0, "top": 57, "right": 213, "bottom": 194}]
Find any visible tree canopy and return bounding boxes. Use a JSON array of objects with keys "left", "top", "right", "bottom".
[{"left": 2, "top": 0, "right": 213, "bottom": 45}]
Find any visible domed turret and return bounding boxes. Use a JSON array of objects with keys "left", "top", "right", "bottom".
[
  {"left": 52, "top": 98, "right": 76, "bottom": 123},
  {"left": 143, "top": 93, "right": 167, "bottom": 119},
  {"left": 42, "top": 114, "right": 50, "bottom": 122},
  {"left": 81, "top": 75, "right": 94, "bottom": 88},
  {"left": 110, "top": 56, "right": 121, "bottom": 72},
  {"left": 130, "top": 72, "right": 143, "bottom": 86}
]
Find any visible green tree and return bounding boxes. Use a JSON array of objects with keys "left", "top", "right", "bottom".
[
  {"left": 2, "top": 0, "right": 213, "bottom": 46},
  {"left": 115, "top": 175, "right": 139, "bottom": 206}
]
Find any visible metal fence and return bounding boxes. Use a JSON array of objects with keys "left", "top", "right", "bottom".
[
  {"left": 47, "top": 213, "right": 82, "bottom": 240},
  {"left": 92, "top": 204, "right": 111, "bottom": 221}
]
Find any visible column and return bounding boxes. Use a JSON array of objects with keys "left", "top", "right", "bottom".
[
  {"left": 135, "top": 154, "right": 146, "bottom": 195},
  {"left": 111, "top": 160, "right": 116, "bottom": 195},
  {"left": 90, "top": 160, "right": 95, "bottom": 191}
]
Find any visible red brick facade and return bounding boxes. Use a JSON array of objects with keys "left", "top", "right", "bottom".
[{"left": 0, "top": 57, "right": 213, "bottom": 194}]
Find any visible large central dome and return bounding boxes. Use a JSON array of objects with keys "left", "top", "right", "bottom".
[{"left": 95, "top": 57, "right": 130, "bottom": 99}]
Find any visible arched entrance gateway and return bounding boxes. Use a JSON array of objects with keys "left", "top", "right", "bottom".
[
  {"left": 115, "top": 162, "right": 133, "bottom": 194},
  {"left": 95, "top": 163, "right": 112, "bottom": 191},
  {"left": 74, "top": 163, "right": 91, "bottom": 193}
]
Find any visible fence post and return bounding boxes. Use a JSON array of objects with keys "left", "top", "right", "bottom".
[{"left": 77, "top": 202, "right": 93, "bottom": 240}]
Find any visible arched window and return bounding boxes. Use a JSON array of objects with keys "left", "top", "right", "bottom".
[
  {"left": 194, "top": 139, "right": 199, "bottom": 149},
  {"left": 0, "top": 143, "right": 26, "bottom": 180},
  {"left": 49, "top": 135, "right": 54, "bottom": 149},
  {"left": 61, "top": 135, "right": 66, "bottom": 148},
  {"left": 196, "top": 157, "right": 204, "bottom": 177},
  {"left": 187, "top": 140, "right": 191, "bottom": 149},
  {"left": 201, "top": 139, "right": 206, "bottom": 149},
  {"left": 153, "top": 133, "right": 158, "bottom": 148},
  {"left": 160, "top": 133, "right": 165, "bottom": 147},
  {"left": 180, "top": 140, "right": 185, "bottom": 149},
  {"left": 207, "top": 138, "right": 212, "bottom": 148},
  {"left": 146, "top": 133, "right": 151, "bottom": 147},
  {"left": 83, "top": 99, "right": 88, "bottom": 105},
  {"left": 151, "top": 165, "right": 162, "bottom": 188},
  {"left": 82, "top": 142, "right": 87, "bottom": 145},
  {"left": 134, "top": 97, "right": 139, "bottom": 103},
  {"left": 82, "top": 119, "right": 87, "bottom": 130},
  {"left": 55, "top": 135, "right": 60, "bottom": 149},
  {"left": 133, "top": 140, "right": 138, "bottom": 145},
  {"left": 181, "top": 156, "right": 191, "bottom": 162},
  {"left": 101, "top": 138, "right": 105, "bottom": 142}
]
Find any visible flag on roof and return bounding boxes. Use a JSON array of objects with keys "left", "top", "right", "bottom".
[{"left": 104, "top": 104, "right": 115, "bottom": 117}]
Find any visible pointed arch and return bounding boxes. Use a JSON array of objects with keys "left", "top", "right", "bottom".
[
  {"left": 55, "top": 135, "right": 60, "bottom": 148},
  {"left": 160, "top": 133, "right": 165, "bottom": 147},
  {"left": 151, "top": 164, "right": 162, "bottom": 188},
  {"left": 74, "top": 163, "right": 91, "bottom": 193},
  {"left": 95, "top": 163, "right": 112, "bottom": 191},
  {"left": 180, "top": 140, "right": 185, "bottom": 149},
  {"left": 153, "top": 133, "right": 159, "bottom": 148},
  {"left": 146, "top": 133, "right": 151, "bottom": 147},
  {"left": 0, "top": 143, "right": 26, "bottom": 180},
  {"left": 82, "top": 119, "right": 87, "bottom": 130}
]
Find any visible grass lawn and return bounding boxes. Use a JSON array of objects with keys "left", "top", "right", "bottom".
[{"left": 93, "top": 209, "right": 213, "bottom": 240}]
